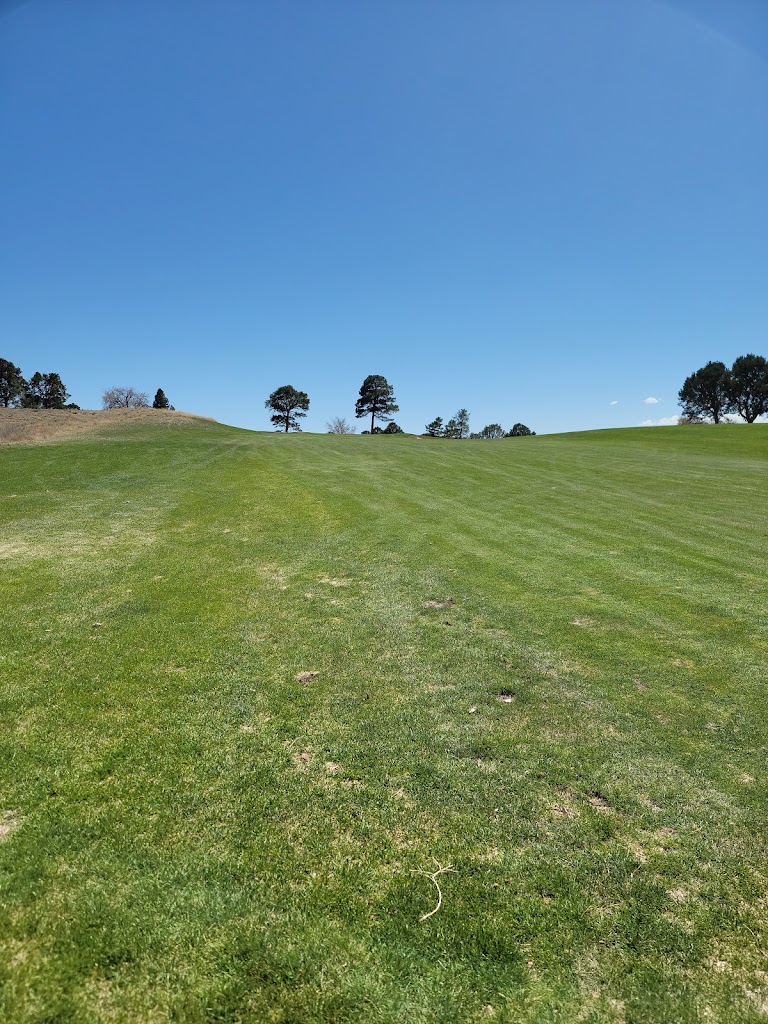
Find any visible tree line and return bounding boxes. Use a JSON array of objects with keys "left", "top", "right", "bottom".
[
  {"left": 0, "top": 357, "right": 172, "bottom": 412},
  {"left": 679, "top": 354, "right": 768, "bottom": 424},
  {"left": 0, "top": 359, "right": 74, "bottom": 409},
  {"left": 425, "top": 411, "right": 534, "bottom": 438},
  {"left": 266, "top": 375, "right": 534, "bottom": 437}
]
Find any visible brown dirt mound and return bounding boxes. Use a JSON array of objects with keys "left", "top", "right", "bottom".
[{"left": 0, "top": 408, "right": 215, "bottom": 446}]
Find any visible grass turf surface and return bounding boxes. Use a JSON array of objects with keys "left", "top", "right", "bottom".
[{"left": 0, "top": 420, "right": 766, "bottom": 1023}]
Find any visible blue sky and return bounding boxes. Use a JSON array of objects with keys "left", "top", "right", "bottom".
[{"left": 1, "top": 0, "right": 766, "bottom": 434}]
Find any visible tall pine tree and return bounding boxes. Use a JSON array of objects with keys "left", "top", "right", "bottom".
[{"left": 355, "top": 375, "right": 399, "bottom": 433}]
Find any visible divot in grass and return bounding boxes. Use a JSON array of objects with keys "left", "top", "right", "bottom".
[
  {"left": 295, "top": 671, "right": 319, "bottom": 682},
  {"left": 552, "top": 804, "right": 575, "bottom": 817},
  {"left": 0, "top": 811, "right": 19, "bottom": 839},
  {"left": 585, "top": 791, "right": 611, "bottom": 811}
]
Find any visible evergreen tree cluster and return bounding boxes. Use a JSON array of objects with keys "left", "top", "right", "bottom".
[
  {"left": 0, "top": 359, "right": 74, "bottom": 409},
  {"left": 425, "top": 411, "right": 535, "bottom": 439},
  {"left": 1, "top": 355, "right": 174, "bottom": 413},
  {"left": 679, "top": 355, "right": 768, "bottom": 424}
]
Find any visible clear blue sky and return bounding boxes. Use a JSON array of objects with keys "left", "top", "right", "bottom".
[{"left": 2, "top": 0, "right": 766, "bottom": 433}]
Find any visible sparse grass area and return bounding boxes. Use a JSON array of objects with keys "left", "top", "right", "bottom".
[
  {"left": 0, "top": 418, "right": 766, "bottom": 1023},
  {"left": 0, "top": 408, "right": 214, "bottom": 446}
]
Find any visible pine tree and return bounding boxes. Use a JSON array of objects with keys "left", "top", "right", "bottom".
[
  {"left": 152, "top": 388, "right": 170, "bottom": 409},
  {"left": 355, "top": 375, "right": 399, "bottom": 433}
]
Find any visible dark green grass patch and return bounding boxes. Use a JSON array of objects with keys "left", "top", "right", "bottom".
[{"left": 1, "top": 422, "right": 766, "bottom": 1022}]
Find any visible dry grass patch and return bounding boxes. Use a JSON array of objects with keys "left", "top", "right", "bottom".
[{"left": 0, "top": 408, "right": 213, "bottom": 446}]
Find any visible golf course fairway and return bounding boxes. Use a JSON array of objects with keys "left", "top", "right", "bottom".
[{"left": 1, "top": 416, "right": 766, "bottom": 1023}]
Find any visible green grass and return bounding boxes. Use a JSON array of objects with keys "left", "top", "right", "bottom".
[{"left": 1, "top": 421, "right": 766, "bottom": 1023}]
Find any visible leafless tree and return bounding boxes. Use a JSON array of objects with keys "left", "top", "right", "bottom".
[
  {"left": 326, "top": 416, "right": 356, "bottom": 434},
  {"left": 102, "top": 386, "right": 149, "bottom": 409}
]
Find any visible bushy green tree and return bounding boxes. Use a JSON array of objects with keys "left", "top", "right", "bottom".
[
  {"left": 425, "top": 417, "right": 443, "bottom": 437},
  {"left": 355, "top": 375, "right": 399, "bottom": 433},
  {"left": 265, "top": 385, "right": 309, "bottom": 432},
  {"left": 678, "top": 361, "right": 731, "bottom": 424},
  {"left": 480, "top": 423, "right": 505, "bottom": 439},
  {"left": 152, "top": 388, "right": 170, "bottom": 409},
  {"left": 20, "top": 372, "right": 44, "bottom": 408},
  {"left": 727, "top": 354, "right": 768, "bottom": 423},
  {"left": 0, "top": 358, "right": 26, "bottom": 407},
  {"left": 507, "top": 423, "right": 535, "bottom": 436},
  {"left": 383, "top": 421, "right": 403, "bottom": 433}
]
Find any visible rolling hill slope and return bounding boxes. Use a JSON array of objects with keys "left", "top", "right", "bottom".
[{"left": 1, "top": 418, "right": 766, "bottom": 1023}]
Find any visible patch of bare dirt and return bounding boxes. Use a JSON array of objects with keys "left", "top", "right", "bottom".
[
  {"left": 0, "top": 408, "right": 214, "bottom": 446},
  {"left": 423, "top": 598, "right": 455, "bottom": 608},
  {"left": 295, "top": 671, "right": 319, "bottom": 682},
  {"left": 293, "top": 750, "right": 313, "bottom": 769},
  {"left": 498, "top": 690, "right": 515, "bottom": 703},
  {"left": 0, "top": 811, "right": 19, "bottom": 840},
  {"left": 673, "top": 658, "right": 694, "bottom": 668},
  {"left": 585, "top": 791, "right": 611, "bottom": 811}
]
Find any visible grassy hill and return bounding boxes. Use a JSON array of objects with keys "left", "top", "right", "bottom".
[{"left": 1, "top": 417, "right": 766, "bottom": 1023}]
